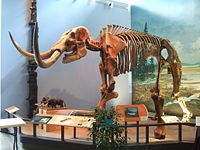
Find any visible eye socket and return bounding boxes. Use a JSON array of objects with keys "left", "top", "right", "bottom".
[
  {"left": 76, "top": 41, "right": 84, "bottom": 46},
  {"left": 66, "top": 39, "right": 76, "bottom": 46},
  {"left": 70, "top": 32, "right": 75, "bottom": 39}
]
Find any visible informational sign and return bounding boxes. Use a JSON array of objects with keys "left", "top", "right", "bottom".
[
  {"left": 124, "top": 107, "right": 139, "bottom": 118},
  {"left": 31, "top": 116, "right": 52, "bottom": 124},
  {"left": 5, "top": 106, "right": 20, "bottom": 114},
  {"left": 116, "top": 104, "right": 148, "bottom": 122},
  {"left": 47, "top": 115, "right": 95, "bottom": 128},
  {"left": 161, "top": 116, "right": 180, "bottom": 123},
  {"left": 196, "top": 116, "right": 200, "bottom": 126}
]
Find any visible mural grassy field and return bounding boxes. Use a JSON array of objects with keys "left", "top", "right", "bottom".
[{"left": 132, "top": 66, "right": 200, "bottom": 117}]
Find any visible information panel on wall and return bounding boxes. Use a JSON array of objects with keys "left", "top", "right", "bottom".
[{"left": 116, "top": 104, "right": 148, "bottom": 122}]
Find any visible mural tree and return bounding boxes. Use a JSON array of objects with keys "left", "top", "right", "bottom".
[{"left": 132, "top": 22, "right": 156, "bottom": 83}]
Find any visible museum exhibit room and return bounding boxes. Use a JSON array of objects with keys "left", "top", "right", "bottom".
[{"left": 1, "top": 0, "right": 200, "bottom": 150}]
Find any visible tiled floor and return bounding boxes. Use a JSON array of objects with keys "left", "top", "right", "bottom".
[{"left": 0, "top": 129, "right": 24, "bottom": 150}]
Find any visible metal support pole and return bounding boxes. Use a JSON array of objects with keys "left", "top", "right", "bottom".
[
  {"left": 93, "top": 133, "right": 96, "bottom": 144},
  {"left": 61, "top": 126, "right": 65, "bottom": 141},
  {"left": 13, "top": 127, "right": 18, "bottom": 150},
  {"left": 74, "top": 127, "right": 76, "bottom": 138},
  {"left": 125, "top": 121, "right": 128, "bottom": 143},
  {"left": 178, "top": 123, "right": 182, "bottom": 142},
  {"left": 33, "top": 124, "right": 37, "bottom": 137},
  {"left": 92, "top": 124, "right": 96, "bottom": 145},
  {"left": 8, "top": 112, "right": 10, "bottom": 118},
  {"left": 146, "top": 126, "right": 149, "bottom": 143},
  {"left": 136, "top": 121, "right": 139, "bottom": 143},
  {"left": 19, "top": 127, "right": 22, "bottom": 134}
]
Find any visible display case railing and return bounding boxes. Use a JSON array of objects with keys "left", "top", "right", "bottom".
[
  {"left": 4, "top": 109, "right": 196, "bottom": 146},
  {"left": 25, "top": 120, "right": 196, "bottom": 145},
  {"left": 122, "top": 121, "right": 195, "bottom": 144}
]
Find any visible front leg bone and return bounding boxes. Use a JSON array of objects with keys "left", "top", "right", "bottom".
[
  {"left": 99, "top": 62, "right": 107, "bottom": 92},
  {"left": 97, "top": 92, "right": 118, "bottom": 109},
  {"left": 177, "top": 97, "right": 192, "bottom": 122},
  {"left": 106, "top": 56, "right": 117, "bottom": 93}
]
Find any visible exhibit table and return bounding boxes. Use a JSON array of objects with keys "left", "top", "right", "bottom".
[
  {"left": 30, "top": 114, "right": 95, "bottom": 141},
  {"left": 0, "top": 118, "right": 26, "bottom": 150},
  {"left": 36, "top": 108, "right": 93, "bottom": 131}
]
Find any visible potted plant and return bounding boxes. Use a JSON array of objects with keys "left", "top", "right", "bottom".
[{"left": 91, "top": 106, "right": 127, "bottom": 150}]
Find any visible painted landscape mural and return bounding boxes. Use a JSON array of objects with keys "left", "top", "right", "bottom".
[{"left": 131, "top": 0, "right": 200, "bottom": 117}]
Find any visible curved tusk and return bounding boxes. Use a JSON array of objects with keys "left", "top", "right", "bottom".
[
  {"left": 9, "top": 32, "right": 54, "bottom": 59},
  {"left": 33, "top": 22, "right": 62, "bottom": 68},
  {"left": 9, "top": 32, "right": 34, "bottom": 57}
]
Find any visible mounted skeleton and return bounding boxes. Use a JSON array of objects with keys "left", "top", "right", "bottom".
[{"left": 9, "top": 23, "right": 192, "bottom": 139}]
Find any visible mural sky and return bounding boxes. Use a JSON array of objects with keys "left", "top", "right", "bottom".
[{"left": 131, "top": 0, "right": 200, "bottom": 65}]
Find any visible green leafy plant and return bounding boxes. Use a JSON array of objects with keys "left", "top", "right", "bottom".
[{"left": 90, "top": 106, "right": 127, "bottom": 150}]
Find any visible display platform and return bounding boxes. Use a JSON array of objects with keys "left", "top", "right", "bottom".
[
  {"left": 12, "top": 105, "right": 196, "bottom": 150},
  {"left": 38, "top": 107, "right": 68, "bottom": 115},
  {"left": 37, "top": 107, "right": 93, "bottom": 116},
  {"left": 20, "top": 135, "right": 194, "bottom": 150},
  {"left": 22, "top": 119, "right": 196, "bottom": 142},
  {"left": 20, "top": 118, "right": 196, "bottom": 150}
]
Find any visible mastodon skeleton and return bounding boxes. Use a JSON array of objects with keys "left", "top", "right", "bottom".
[{"left": 9, "top": 23, "right": 192, "bottom": 139}]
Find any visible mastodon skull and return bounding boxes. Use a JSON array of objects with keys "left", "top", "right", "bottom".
[{"left": 9, "top": 23, "right": 90, "bottom": 68}]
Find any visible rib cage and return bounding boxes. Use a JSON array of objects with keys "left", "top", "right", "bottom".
[{"left": 109, "top": 24, "right": 163, "bottom": 75}]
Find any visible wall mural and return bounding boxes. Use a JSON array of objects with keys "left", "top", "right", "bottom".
[{"left": 131, "top": 1, "right": 200, "bottom": 117}]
